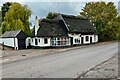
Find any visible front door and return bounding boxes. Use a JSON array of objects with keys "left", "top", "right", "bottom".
[
  {"left": 90, "top": 37, "right": 92, "bottom": 44},
  {"left": 81, "top": 37, "right": 84, "bottom": 44},
  {"left": 70, "top": 37, "right": 73, "bottom": 45},
  {"left": 18, "top": 39, "right": 26, "bottom": 49}
]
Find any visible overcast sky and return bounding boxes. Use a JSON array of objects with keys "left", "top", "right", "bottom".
[
  {"left": 0, "top": 0, "right": 119, "bottom": 28},
  {"left": 0, "top": 0, "right": 119, "bottom": 17}
]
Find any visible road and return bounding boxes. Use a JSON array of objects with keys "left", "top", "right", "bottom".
[{"left": 2, "top": 42, "right": 118, "bottom": 78}]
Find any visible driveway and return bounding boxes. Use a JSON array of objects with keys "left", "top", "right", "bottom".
[{"left": 2, "top": 42, "right": 118, "bottom": 78}]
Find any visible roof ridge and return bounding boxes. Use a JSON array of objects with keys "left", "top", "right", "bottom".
[
  {"left": 14, "top": 30, "right": 21, "bottom": 37},
  {"left": 61, "top": 14, "right": 88, "bottom": 20},
  {"left": 41, "top": 19, "right": 60, "bottom": 23}
]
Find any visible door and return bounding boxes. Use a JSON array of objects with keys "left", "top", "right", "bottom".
[
  {"left": 81, "top": 37, "right": 84, "bottom": 44},
  {"left": 70, "top": 37, "right": 73, "bottom": 45},
  {"left": 90, "top": 37, "right": 92, "bottom": 44},
  {"left": 44, "top": 38, "right": 48, "bottom": 44},
  {"left": 18, "top": 39, "right": 26, "bottom": 49}
]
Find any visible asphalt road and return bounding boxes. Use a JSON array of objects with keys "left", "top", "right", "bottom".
[{"left": 2, "top": 42, "right": 118, "bottom": 78}]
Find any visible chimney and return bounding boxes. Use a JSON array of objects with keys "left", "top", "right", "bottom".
[
  {"left": 56, "top": 13, "right": 63, "bottom": 20},
  {"left": 35, "top": 16, "right": 40, "bottom": 36}
]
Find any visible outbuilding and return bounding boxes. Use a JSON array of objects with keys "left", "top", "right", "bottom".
[{"left": 0, "top": 30, "right": 27, "bottom": 50}]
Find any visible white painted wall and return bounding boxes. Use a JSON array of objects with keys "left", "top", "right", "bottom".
[
  {"left": 15, "top": 38, "right": 18, "bottom": 50},
  {"left": 94, "top": 35, "right": 98, "bottom": 43},
  {"left": 30, "top": 38, "right": 35, "bottom": 46},
  {"left": 81, "top": 35, "right": 98, "bottom": 44},
  {"left": 67, "top": 38, "right": 71, "bottom": 46},
  {"left": 81, "top": 35, "right": 90, "bottom": 44},
  {"left": 26, "top": 37, "right": 31, "bottom": 48},
  {"left": 31, "top": 37, "right": 51, "bottom": 47},
  {"left": 29, "top": 35, "right": 98, "bottom": 48},
  {"left": 68, "top": 33, "right": 81, "bottom": 44},
  {"left": 91, "top": 35, "right": 95, "bottom": 43},
  {"left": 0, "top": 38, "right": 14, "bottom": 47},
  {"left": 68, "top": 33, "right": 98, "bottom": 45},
  {"left": 0, "top": 38, "right": 18, "bottom": 49}
]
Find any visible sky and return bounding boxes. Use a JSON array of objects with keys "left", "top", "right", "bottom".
[{"left": 0, "top": 0, "right": 119, "bottom": 28}]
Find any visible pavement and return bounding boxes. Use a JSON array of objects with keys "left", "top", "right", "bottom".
[
  {"left": 77, "top": 54, "right": 118, "bottom": 79},
  {"left": 2, "top": 42, "right": 118, "bottom": 78}
]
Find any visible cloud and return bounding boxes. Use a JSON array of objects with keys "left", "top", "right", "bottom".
[
  {"left": 1, "top": 0, "right": 119, "bottom": 2},
  {"left": 27, "top": 2, "right": 85, "bottom": 18}
]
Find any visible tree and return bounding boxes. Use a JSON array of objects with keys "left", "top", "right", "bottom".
[
  {"left": 0, "top": 11, "right": 1, "bottom": 17},
  {"left": 80, "top": 2, "right": 119, "bottom": 41},
  {"left": 1, "top": 2, "right": 12, "bottom": 21},
  {"left": 0, "top": 11, "right": 2, "bottom": 27},
  {"left": 1, "top": 2, "right": 32, "bottom": 35},
  {"left": 105, "top": 16, "right": 120, "bottom": 40},
  {"left": 46, "top": 12, "right": 58, "bottom": 19}
]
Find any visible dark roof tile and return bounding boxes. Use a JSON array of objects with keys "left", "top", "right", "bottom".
[
  {"left": 1, "top": 30, "right": 21, "bottom": 38},
  {"left": 61, "top": 14, "right": 96, "bottom": 33},
  {"left": 36, "top": 19, "right": 68, "bottom": 37}
]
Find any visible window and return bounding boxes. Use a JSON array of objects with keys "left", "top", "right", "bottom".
[
  {"left": 57, "top": 38, "right": 60, "bottom": 40},
  {"left": 44, "top": 38, "right": 48, "bottom": 44},
  {"left": 52, "top": 38, "right": 56, "bottom": 40},
  {"left": 75, "top": 39, "right": 77, "bottom": 43},
  {"left": 75, "top": 39, "right": 80, "bottom": 43},
  {"left": 51, "top": 37, "right": 70, "bottom": 46},
  {"left": 32, "top": 38, "right": 33, "bottom": 42},
  {"left": 39, "top": 39, "right": 40, "bottom": 42},
  {"left": 52, "top": 41, "right": 56, "bottom": 45},
  {"left": 35, "top": 39, "right": 38, "bottom": 45},
  {"left": 86, "top": 36, "right": 89, "bottom": 41},
  {"left": 78, "top": 40, "right": 80, "bottom": 43},
  {"left": 57, "top": 41, "right": 60, "bottom": 45}
]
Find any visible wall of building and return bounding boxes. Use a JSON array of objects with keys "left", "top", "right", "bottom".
[
  {"left": 69, "top": 33, "right": 98, "bottom": 45},
  {"left": 81, "top": 35, "right": 91, "bottom": 44},
  {"left": 81, "top": 35, "right": 99, "bottom": 44},
  {"left": 0, "top": 38, "right": 18, "bottom": 49},
  {"left": 30, "top": 37, "right": 51, "bottom": 47},
  {"left": 26, "top": 35, "right": 98, "bottom": 48},
  {"left": 15, "top": 38, "right": 18, "bottom": 49},
  {"left": 94, "top": 35, "right": 98, "bottom": 43},
  {"left": 68, "top": 33, "right": 81, "bottom": 44},
  {"left": 26, "top": 37, "right": 31, "bottom": 48}
]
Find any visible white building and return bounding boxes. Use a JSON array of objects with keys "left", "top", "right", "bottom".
[
  {"left": 57, "top": 14, "right": 98, "bottom": 45},
  {"left": 27, "top": 14, "right": 98, "bottom": 48},
  {"left": 27, "top": 18, "right": 71, "bottom": 48}
]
